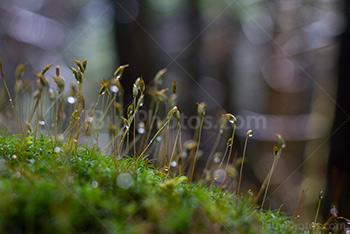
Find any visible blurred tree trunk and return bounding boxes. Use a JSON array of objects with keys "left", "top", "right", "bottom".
[
  {"left": 324, "top": 0, "right": 350, "bottom": 218},
  {"left": 114, "top": 0, "right": 154, "bottom": 108}
]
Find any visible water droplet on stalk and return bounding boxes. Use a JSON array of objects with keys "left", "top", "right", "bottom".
[
  {"left": 117, "top": 173, "right": 134, "bottom": 189},
  {"left": 87, "top": 117, "right": 93, "bottom": 123},
  {"left": 214, "top": 157, "right": 220, "bottom": 164},
  {"left": 39, "top": 120, "right": 46, "bottom": 126},
  {"left": 213, "top": 169, "right": 228, "bottom": 183},
  {"left": 137, "top": 122, "right": 145, "bottom": 134},
  {"left": 170, "top": 161, "right": 177, "bottom": 167},
  {"left": 54, "top": 147, "right": 61, "bottom": 153},
  {"left": 91, "top": 180, "right": 98, "bottom": 188},
  {"left": 67, "top": 96, "right": 75, "bottom": 104},
  {"left": 12, "top": 155, "right": 17, "bottom": 160},
  {"left": 156, "top": 136, "right": 162, "bottom": 142},
  {"left": 247, "top": 130, "right": 254, "bottom": 137},
  {"left": 330, "top": 207, "right": 338, "bottom": 216},
  {"left": 110, "top": 85, "right": 119, "bottom": 93}
]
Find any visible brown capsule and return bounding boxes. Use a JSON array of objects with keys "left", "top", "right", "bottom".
[
  {"left": 127, "top": 104, "right": 133, "bottom": 117},
  {"left": 223, "top": 113, "right": 237, "bottom": 125},
  {"left": 41, "top": 64, "right": 53, "bottom": 75},
  {"left": 113, "top": 64, "right": 129, "bottom": 79},
  {"left": 155, "top": 89, "right": 168, "bottom": 102},
  {"left": 99, "top": 78, "right": 110, "bottom": 96},
  {"left": 246, "top": 130, "right": 254, "bottom": 137},
  {"left": 196, "top": 102, "right": 207, "bottom": 117},
  {"left": 121, "top": 117, "right": 130, "bottom": 128},
  {"left": 273, "top": 146, "right": 279, "bottom": 157},
  {"left": 15, "top": 63, "right": 26, "bottom": 80},
  {"left": 139, "top": 77, "right": 145, "bottom": 94},
  {"left": 82, "top": 60, "right": 87, "bottom": 71},
  {"left": 52, "top": 75, "right": 65, "bottom": 95},
  {"left": 154, "top": 68, "right": 167, "bottom": 88},
  {"left": 172, "top": 81, "right": 177, "bottom": 95},
  {"left": 133, "top": 84, "right": 138, "bottom": 98},
  {"left": 114, "top": 102, "right": 122, "bottom": 116},
  {"left": 72, "top": 60, "right": 84, "bottom": 73},
  {"left": 55, "top": 66, "right": 60, "bottom": 76}
]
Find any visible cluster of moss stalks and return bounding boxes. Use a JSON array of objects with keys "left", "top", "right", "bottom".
[{"left": 0, "top": 59, "right": 345, "bottom": 233}]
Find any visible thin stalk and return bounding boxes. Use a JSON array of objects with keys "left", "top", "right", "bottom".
[
  {"left": 236, "top": 130, "right": 253, "bottom": 201},
  {"left": 313, "top": 191, "right": 323, "bottom": 233},
  {"left": 227, "top": 124, "right": 236, "bottom": 168},
  {"left": 159, "top": 121, "right": 170, "bottom": 169},
  {"left": 138, "top": 118, "right": 171, "bottom": 161},
  {"left": 202, "top": 129, "right": 223, "bottom": 179},
  {"left": 138, "top": 98, "right": 154, "bottom": 152},
  {"left": 0, "top": 60, "right": 25, "bottom": 137},
  {"left": 190, "top": 116, "right": 204, "bottom": 184},
  {"left": 114, "top": 126, "right": 128, "bottom": 160},
  {"left": 209, "top": 139, "right": 230, "bottom": 189},
  {"left": 168, "top": 127, "right": 180, "bottom": 169},
  {"left": 251, "top": 148, "right": 283, "bottom": 208},
  {"left": 261, "top": 155, "right": 278, "bottom": 210},
  {"left": 141, "top": 101, "right": 159, "bottom": 152}
]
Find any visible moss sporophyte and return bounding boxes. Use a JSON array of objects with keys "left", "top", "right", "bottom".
[{"left": 0, "top": 59, "right": 345, "bottom": 233}]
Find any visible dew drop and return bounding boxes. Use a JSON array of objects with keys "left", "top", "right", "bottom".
[
  {"left": 228, "top": 119, "right": 235, "bottom": 124},
  {"left": 54, "top": 147, "right": 61, "bottom": 153},
  {"left": 214, "top": 157, "right": 220, "bottom": 164},
  {"left": 156, "top": 136, "right": 162, "bottom": 142},
  {"left": 140, "top": 100, "right": 144, "bottom": 107},
  {"left": 12, "top": 155, "right": 17, "bottom": 160},
  {"left": 213, "top": 169, "right": 228, "bottom": 183},
  {"left": 9, "top": 99, "right": 12, "bottom": 102},
  {"left": 117, "top": 173, "right": 134, "bottom": 189},
  {"left": 91, "top": 180, "right": 98, "bottom": 188},
  {"left": 110, "top": 85, "right": 119, "bottom": 93},
  {"left": 182, "top": 152, "right": 188, "bottom": 158},
  {"left": 330, "top": 207, "right": 338, "bottom": 216},
  {"left": 67, "top": 96, "right": 75, "bottom": 104},
  {"left": 39, "top": 120, "right": 46, "bottom": 126},
  {"left": 219, "top": 129, "right": 224, "bottom": 134},
  {"left": 137, "top": 122, "right": 145, "bottom": 134},
  {"left": 247, "top": 130, "right": 254, "bottom": 137},
  {"left": 170, "top": 161, "right": 177, "bottom": 167},
  {"left": 87, "top": 117, "right": 93, "bottom": 123}
]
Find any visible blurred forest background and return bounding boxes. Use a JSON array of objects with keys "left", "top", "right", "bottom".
[{"left": 0, "top": 0, "right": 349, "bottom": 223}]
